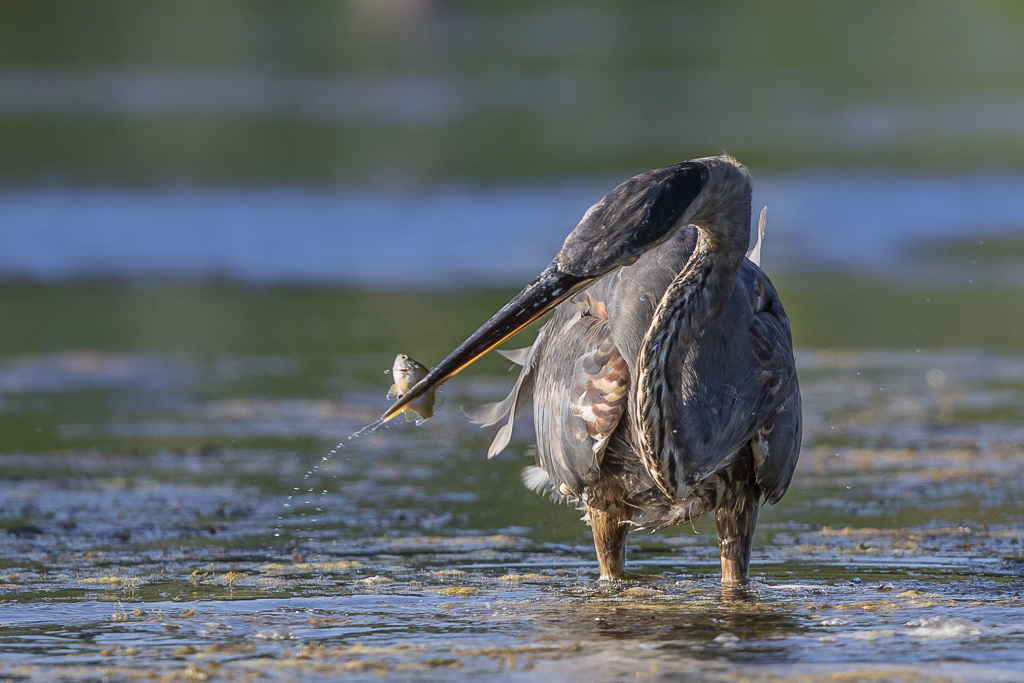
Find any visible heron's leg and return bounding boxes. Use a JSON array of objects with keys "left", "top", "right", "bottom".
[
  {"left": 714, "top": 455, "right": 760, "bottom": 585},
  {"left": 589, "top": 502, "right": 632, "bottom": 580}
]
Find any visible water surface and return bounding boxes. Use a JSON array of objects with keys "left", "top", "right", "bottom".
[
  {"left": 3, "top": 173, "right": 1024, "bottom": 286},
  {"left": 1, "top": 326, "right": 1022, "bottom": 680}
]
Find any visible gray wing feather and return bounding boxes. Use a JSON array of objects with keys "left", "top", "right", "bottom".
[
  {"left": 755, "top": 384, "right": 801, "bottom": 504},
  {"left": 664, "top": 263, "right": 795, "bottom": 485},
  {"left": 497, "top": 346, "right": 532, "bottom": 366},
  {"left": 532, "top": 314, "right": 617, "bottom": 492},
  {"left": 745, "top": 271, "right": 801, "bottom": 503},
  {"left": 470, "top": 296, "right": 632, "bottom": 493},
  {"left": 664, "top": 261, "right": 800, "bottom": 493},
  {"left": 464, "top": 346, "right": 538, "bottom": 459}
]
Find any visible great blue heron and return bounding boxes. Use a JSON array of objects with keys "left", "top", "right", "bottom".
[{"left": 382, "top": 155, "right": 801, "bottom": 584}]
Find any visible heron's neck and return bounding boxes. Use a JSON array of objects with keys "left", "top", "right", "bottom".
[{"left": 630, "top": 234, "right": 744, "bottom": 498}]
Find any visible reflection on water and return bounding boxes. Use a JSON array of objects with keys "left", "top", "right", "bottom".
[
  {"left": 2, "top": 172, "right": 1024, "bottom": 286},
  {"left": 0, "top": 343, "right": 1022, "bottom": 680}
]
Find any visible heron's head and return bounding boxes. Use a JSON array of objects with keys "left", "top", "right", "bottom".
[
  {"left": 381, "top": 155, "right": 748, "bottom": 422},
  {"left": 555, "top": 159, "right": 708, "bottom": 278}
]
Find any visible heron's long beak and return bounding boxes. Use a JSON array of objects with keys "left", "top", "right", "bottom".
[{"left": 380, "top": 263, "right": 591, "bottom": 422}]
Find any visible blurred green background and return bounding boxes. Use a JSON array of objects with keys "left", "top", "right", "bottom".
[
  {"left": 1, "top": 0, "right": 1023, "bottom": 449},
  {"left": 3, "top": 0, "right": 1024, "bottom": 183}
]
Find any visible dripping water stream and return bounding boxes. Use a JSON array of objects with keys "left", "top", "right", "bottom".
[{"left": 274, "top": 417, "right": 389, "bottom": 541}]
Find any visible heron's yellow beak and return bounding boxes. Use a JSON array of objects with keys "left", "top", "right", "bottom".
[{"left": 380, "top": 265, "right": 589, "bottom": 422}]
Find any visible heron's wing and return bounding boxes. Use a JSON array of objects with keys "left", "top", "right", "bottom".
[
  {"left": 666, "top": 262, "right": 800, "bottom": 494},
  {"left": 746, "top": 270, "right": 801, "bottom": 503},
  {"left": 467, "top": 290, "right": 630, "bottom": 495},
  {"left": 753, "top": 380, "right": 801, "bottom": 504},
  {"left": 568, "top": 322, "right": 630, "bottom": 457},
  {"left": 533, "top": 309, "right": 630, "bottom": 494}
]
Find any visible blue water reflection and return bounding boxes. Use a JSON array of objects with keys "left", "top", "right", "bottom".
[{"left": 3, "top": 172, "right": 1023, "bottom": 286}]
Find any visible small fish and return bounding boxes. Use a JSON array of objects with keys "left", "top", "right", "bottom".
[{"left": 387, "top": 354, "right": 436, "bottom": 423}]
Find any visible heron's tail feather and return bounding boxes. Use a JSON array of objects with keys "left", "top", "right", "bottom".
[{"left": 521, "top": 465, "right": 553, "bottom": 493}]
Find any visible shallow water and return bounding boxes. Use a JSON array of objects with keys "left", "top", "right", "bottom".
[{"left": 1, "top": 337, "right": 1023, "bottom": 681}]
